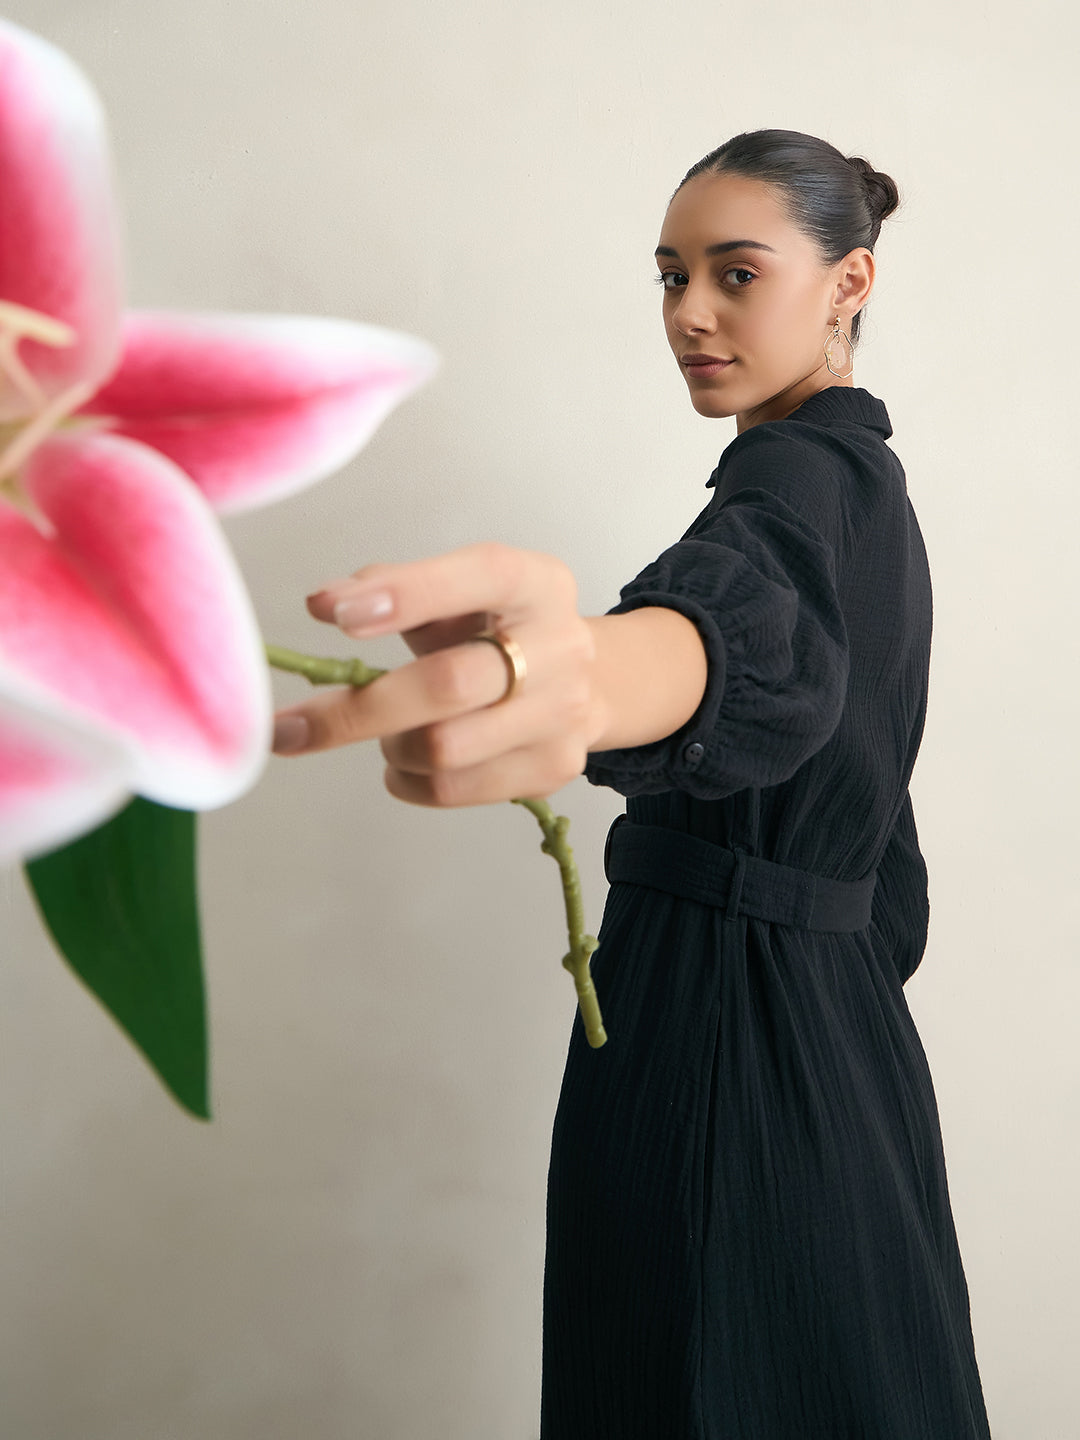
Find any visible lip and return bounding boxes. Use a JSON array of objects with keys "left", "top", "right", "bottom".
[{"left": 682, "top": 355, "right": 734, "bottom": 377}]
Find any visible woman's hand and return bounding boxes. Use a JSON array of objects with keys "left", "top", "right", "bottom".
[{"left": 271, "top": 542, "right": 604, "bottom": 806}]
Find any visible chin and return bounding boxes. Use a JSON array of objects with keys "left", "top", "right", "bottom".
[{"left": 688, "top": 392, "right": 737, "bottom": 420}]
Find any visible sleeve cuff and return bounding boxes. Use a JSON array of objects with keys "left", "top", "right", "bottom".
[{"left": 583, "top": 590, "right": 729, "bottom": 796}]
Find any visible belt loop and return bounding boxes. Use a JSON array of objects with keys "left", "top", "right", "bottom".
[
  {"left": 604, "top": 813, "right": 628, "bottom": 882},
  {"left": 726, "top": 844, "right": 748, "bottom": 919}
]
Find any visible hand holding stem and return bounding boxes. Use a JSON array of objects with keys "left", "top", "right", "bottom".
[{"left": 265, "top": 540, "right": 608, "bottom": 1044}]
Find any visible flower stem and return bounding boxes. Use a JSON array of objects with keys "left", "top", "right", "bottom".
[
  {"left": 265, "top": 641, "right": 607, "bottom": 1045},
  {"left": 264, "top": 642, "right": 387, "bottom": 688},
  {"left": 511, "top": 798, "right": 606, "bottom": 1047}
]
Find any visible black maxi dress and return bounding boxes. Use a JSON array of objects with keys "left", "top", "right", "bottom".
[{"left": 541, "top": 386, "right": 992, "bottom": 1439}]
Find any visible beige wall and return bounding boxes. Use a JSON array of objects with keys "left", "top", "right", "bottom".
[{"left": 1, "top": 1, "right": 1075, "bottom": 1436}]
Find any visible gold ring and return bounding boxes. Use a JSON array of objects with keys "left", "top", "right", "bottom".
[{"left": 472, "top": 629, "right": 527, "bottom": 705}]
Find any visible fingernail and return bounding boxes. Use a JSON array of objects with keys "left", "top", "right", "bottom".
[
  {"left": 272, "top": 714, "right": 310, "bottom": 754},
  {"left": 307, "top": 577, "right": 354, "bottom": 603},
  {"left": 334, "top": 590, "right": 393, "bottom": 632}
]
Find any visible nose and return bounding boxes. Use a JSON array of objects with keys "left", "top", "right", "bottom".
[{"left": 670, "top": 281, "right": 717, "bottom": 336}]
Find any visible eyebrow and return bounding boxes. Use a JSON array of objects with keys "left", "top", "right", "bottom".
[{"left": 654, "top": 239, "right": 778, "bottom": 258}]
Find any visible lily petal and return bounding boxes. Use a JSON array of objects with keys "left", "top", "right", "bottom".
[
  {"left": 0, "top": 668, "right": 135, "bottom": 866},
  {"left": 79, "top": 311, "right": 440, "bottom": 512},
  {"left": 0, "top": 432, "right": 271, "bottom": 809},
  {"left": 0, "top": 20, "right": 123, "bottom": 417}
]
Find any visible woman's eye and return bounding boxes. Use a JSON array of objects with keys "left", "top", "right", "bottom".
[{"left": 652, "top": 268, "right": 755, "bottom": 290}]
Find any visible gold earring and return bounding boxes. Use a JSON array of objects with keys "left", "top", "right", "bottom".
[{"left": 824, "top": 316, "right": 854, "bottom": 378}]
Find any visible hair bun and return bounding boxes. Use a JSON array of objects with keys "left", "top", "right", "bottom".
[{"left": 847, "top": 154, "right": 901, "bottom": 227}]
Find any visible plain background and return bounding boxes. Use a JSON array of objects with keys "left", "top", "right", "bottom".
[{"left": 1, "top": 1, "right": 1076, "bottom": 1436}]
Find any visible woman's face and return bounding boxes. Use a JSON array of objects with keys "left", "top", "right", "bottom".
[{"left": 654, "top": 171, "right": 874, "bottom": 433}]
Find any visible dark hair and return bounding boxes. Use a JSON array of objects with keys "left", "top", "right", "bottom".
[{"left": 674, "top": 128, "right": 902, "bottom": 349}]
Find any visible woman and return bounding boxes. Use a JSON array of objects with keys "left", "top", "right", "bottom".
[{"left": 272, "top": 129, "right": 993, "bottom": 1439}]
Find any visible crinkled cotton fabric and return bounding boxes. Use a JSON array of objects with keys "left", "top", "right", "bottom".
[{"left": 541, "top": 386, "right": 992, "bottom": 1439}]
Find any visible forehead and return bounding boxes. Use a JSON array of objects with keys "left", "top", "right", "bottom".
[{"left": 658, "top": 172, "right": 795, "bottom": 253}]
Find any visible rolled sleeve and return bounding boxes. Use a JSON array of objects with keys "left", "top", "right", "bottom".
[
  {"left": 583, "top": 587, "right": 729, "bottom": 793},
  {"left": 583, "top": 488, "right": 849, "bottom": 800}
]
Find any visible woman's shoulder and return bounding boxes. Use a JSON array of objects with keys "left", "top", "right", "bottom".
[{"left": 707, "top": 390, "right": 906, "bottom": 523}]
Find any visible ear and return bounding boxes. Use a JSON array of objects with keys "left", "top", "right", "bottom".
[{"left": 834, "top": 247, "right": 875, "bottom": 315}]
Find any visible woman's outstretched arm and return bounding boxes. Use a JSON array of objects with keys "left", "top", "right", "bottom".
[
  {"left": 583, "top": 609, "right": 707, "bottom": 753},
  {"left": 271, "top": 542, "right": 707, "bottom": 807}
]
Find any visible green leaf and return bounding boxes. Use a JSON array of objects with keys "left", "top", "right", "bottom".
[{"left": 23, "top": 795, "right": 210, "bottom": 1120}]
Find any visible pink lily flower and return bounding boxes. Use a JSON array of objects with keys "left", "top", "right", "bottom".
[{"left": 0, "top": 19, "right": 438, "bottom": 866}]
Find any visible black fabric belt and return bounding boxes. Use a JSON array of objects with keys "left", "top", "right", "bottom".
[{"left": 603, "top": 816, "right": 877, "bottom": 933}]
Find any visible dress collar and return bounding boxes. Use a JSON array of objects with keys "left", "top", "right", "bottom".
[
  {"left": 785, "top": 384, "right": 892, "bottom": 436},
  {"left": 704, "top": 386, "right": 892, "bottom": 487}
]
